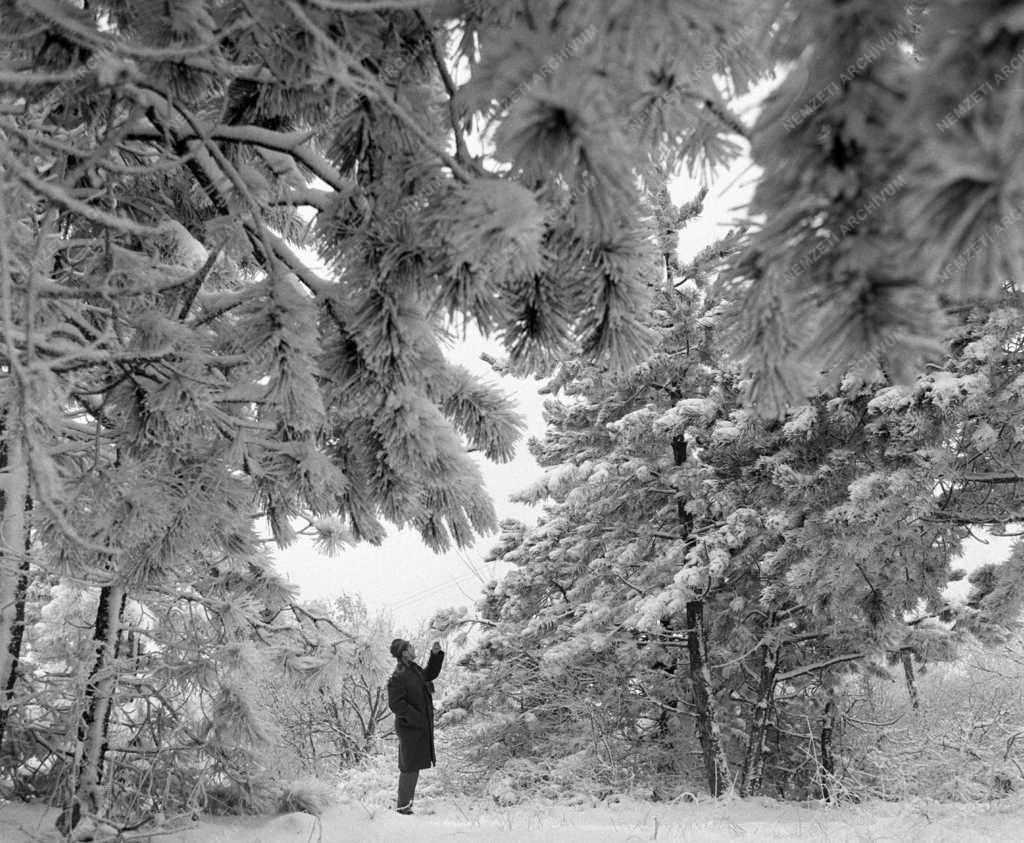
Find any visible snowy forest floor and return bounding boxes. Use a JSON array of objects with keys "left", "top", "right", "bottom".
[{"left": 4, "top": 794, "right": 1024, "bottom": 842}]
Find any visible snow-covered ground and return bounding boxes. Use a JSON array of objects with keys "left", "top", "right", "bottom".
[{"left": 5, "top": 795, "right": 1024, "bottom": 842}]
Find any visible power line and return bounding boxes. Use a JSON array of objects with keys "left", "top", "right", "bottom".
[{"left": 386, "top": 572, "right": 482, "bottom": 612}]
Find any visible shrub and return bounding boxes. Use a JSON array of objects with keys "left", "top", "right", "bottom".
[
  {"left": 277, "top": 777, "right": 337, "bottom": 815},
  {"left": 837, "top": 643, "right": 1024, "bottom": 801}
]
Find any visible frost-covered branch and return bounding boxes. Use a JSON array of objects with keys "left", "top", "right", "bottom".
[
  {"left": 775, "top": 652, "right": 869, "bottom": 684},
  {"left": 1, "top": 149, "right": 166, "bottom": 237}
]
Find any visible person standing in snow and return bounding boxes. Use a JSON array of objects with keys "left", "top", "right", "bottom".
[{"left": 387, "top": 638, "right": 444, "bottom": 815}]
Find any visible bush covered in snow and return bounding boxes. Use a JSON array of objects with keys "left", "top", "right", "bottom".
[
  {"left": 277, "top": 777, "right": 338, "bottom": 816},
  {"left": 837, "top": 643, "right": 1024, "bottom": 801}
]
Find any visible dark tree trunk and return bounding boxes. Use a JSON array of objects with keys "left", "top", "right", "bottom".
[
  {"left": 0, "top": 423, "right": 29, "bottom": 755},
  {"left": 61, "top": 581, "right": 126, "bottom": 832},
  {"left": 686, "top": 599, "right": 731, "bottom": 795},
  {"left": 672, "top": 430, "right": 729, "bottom": 793},
  {"left": 900, "top": 647, "right": 919, "bottom": 711},
  {"left": 819, "top": 693, "right": 836, "bottom": 803},
  {"left": 0, "top": 499, "right": 32, "bottom": 755},
  {"left": 670, "top": 433, "right": 687, "bottom": 465},
  {"left": 739, "top": 641, "right": 780, "bottom": 797},
  {"left": 670, "top": 433, "right": 694, "bottom": 531}
]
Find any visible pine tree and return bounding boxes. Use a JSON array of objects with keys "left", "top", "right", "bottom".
[
  {"left": 454, "top": 227, "right": 1024, "bottom": 797},
  {"left": 724, "top": 0, "right": 1024, "bottom": 413}
]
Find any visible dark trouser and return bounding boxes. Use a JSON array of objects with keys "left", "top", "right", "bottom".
[{"left": 397, "top": 769, "right": 419, "bottom": 809}]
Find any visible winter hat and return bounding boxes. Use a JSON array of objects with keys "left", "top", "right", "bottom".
[{"left": 389, "top": 638, "right": 409, "bottom": 660}]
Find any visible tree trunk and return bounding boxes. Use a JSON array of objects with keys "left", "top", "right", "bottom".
[
  {"left": 900, "top": 647, "right": 919, "bottom": 711},
  {"left": 653, "top": 619, "right": 678, "bottom": 743},
  {"left": 685, "top": 599, "right": 731, "bottom": 796},
  {"left": 62, "top": 581, "right": 126, "bottom": 832},
  {"left": 0, "top": 419, "right": 29, "bottom": 754},
  {"left": 674, "top": 433, "right": 729, "bottom": 793},
  {"left": 671, "top": 433, "right": 694, "bottom": 532},
  {"left": 819, "top": 692, "right": 836, "bottom": 803},
  {"left": 0, "top": 500, "right": 31, "bottom": 756},
  {"left": 738, "top": 641, "right": 780, "bottom": 797}
]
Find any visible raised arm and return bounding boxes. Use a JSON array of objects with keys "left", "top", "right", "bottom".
[{"left": 424, "top": 646, "right": 444, "bottom": 682}]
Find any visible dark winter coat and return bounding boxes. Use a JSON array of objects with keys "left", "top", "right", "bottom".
[{"left": 387, "top": 649, "right": 444, "bottom": 772}]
